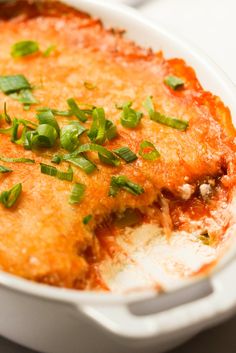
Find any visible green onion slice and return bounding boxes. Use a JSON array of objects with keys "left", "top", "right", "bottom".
[
  {"left": 0, "top": 165, "right": 12, "bottom": 173},
  {"left": 87, "top": 108, "right": 106, "bottom": 145},
  {"left": 51, "top": 154, "right": 62, "bottom": 164},
  {"left": 64, "top": 156, "right": 96, "bottom": 174},
  {"left": 32, "top": 124, "right": 58, "bottom": 148},
  {"left": 67, "top": 98, "right": 87, "bottom": 122},
  {"left": 76, "top": 143, "right": 120, "bottom": 167},
  {"left": 43, "top": 45, "right": 56, "bottom": 57},
  {"left": 83, "top": 214, "right": 92, "bottom": 225},
  {"left": 40, "top": 163, "right": 73, "bottom": 181},
  {"left": 105, "top": 120, "right": 117, "bottom": 141},
  {"left": 11, "top": 40, "right": 39, "bottom": 58},
  {"left": 120, "top": 103, "right": 142, "bottom": 129},
  {"left": 143, "top": 96, "right": 189, "bottom": 131},
  {"left": 0, "top": 156, "right": 35, "bottom": 164},
  {"left": 139, "top": 141, "right": 160, "bottom": 160},
  {"left": 113, "top": 146, "right": 137, "bottom": 163},
  {"left": 36, "top": 110, "right": 60, "bottom": 135},
  {"left": 69, "top": 183, "right": 86, "bottom": 205},
  {"left": 0, "top": 183, "right": 22, "bottom": 208},
  {"left": 164, "top": 75, "right": 184, "bottom": 90},
  {"left": 115, "top": 101, "right": 132, "bottom": 110},
  {"left": 109, "top": 175, "right": 144, "bottom": 197},
  {"left": 37, "top": 107, "right": 72, "bottom": 117},
  {"left": 2, "top": 102, "right": 11, "bottom": 124},
  {"left": 60, "top": 122, "right": 86, "bottom": 152},
  {"left": 84, "top": 81, "right": 96, "bottom": 90},
  {"left": 0, "top": 75, "right": 31, "bottom": 94}
]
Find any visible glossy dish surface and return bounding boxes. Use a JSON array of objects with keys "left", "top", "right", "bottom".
[{"left": 0, "top": 0, "right": 235, "bottom": 292}]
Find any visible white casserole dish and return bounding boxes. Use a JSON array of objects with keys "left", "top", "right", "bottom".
[{"left": 0, "top": 1, "right": 236, "bottom": 352}]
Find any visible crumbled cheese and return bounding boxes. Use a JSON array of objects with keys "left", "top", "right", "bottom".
[
  {"left": 179, "top": 184, "right": 195, "bottom": 200},
  {"left": 200, "top": 184, "right": 212, "bottom": 200}
]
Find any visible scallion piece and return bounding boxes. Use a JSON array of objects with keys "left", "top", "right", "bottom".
[
  {"left": 32, "top": 124, "right": 58, "bottom": 148},
  {"left": 164, "top": 75, "right": 184, "bottom": 90},
  {"left": 51, "top": 154, "right": 62, "bottom": 164},
  {"left": 3, "top": 102, "right": 11, "bottom": 124},
  {"left": 69, "top": 183, "right": 86, "bottom": 204},
  {"left": 83, "top": 214, "right": 92, "bottom": 225},
  {"left": 0, "top": 75, "right": 31, "bottom": 94},
  {"left": 60, "top": 122, "right": 86, "bottom": 152},
  {"left": 120, "top": 103, "right": 142, "bottom": 129},
  {"left": 105, "top": 120, "right": 117, "bottom": 141},
  {"left": 43, "top": 45, "right": 56, "bottom": 57},
  {"left": 36, "top": 107, "right": 73, "bottom": 117},
  {"left": 0, "top": 156, "right": 35, "bottom": 164},
  {"left": 0, "top": 183, "right": 22, "bottom": 208},
  {"left": 36, "top": 110, "right": 60, "bottom": 135},
  {"left": 64, "top": 156, "right": 96, "bottom": 174},
  {"left": 0, "top": 165, "right": 12, "bottom": 173},
  {"left": 139, "top": 140, "right": 160, "bottom": 160},
  {"left": 113, "top": 146, "right": 137, "bottom": 163},
  {"left": 40, "top": 163, "right": 73, "bottom": 181},
  {"left": 76, "top": 143, "right": 120, "bottom": 167},
  {"left": 67, "top": 98, "right": 87, "bottom": 122},
  {"left": 144, "top": 96, "right": 189, "bottom": 131},
  {"left": 109, "top": 175, "right": 144, "bottom": 197},
  {"left": 84, "top": 81, "right": 96, "bottom": 90},
  {"left": 11, "top": 40, "right": 39, "bottom": 58},
  {"left": 87, "top": 108, "right": 106, "bottom": 145}
]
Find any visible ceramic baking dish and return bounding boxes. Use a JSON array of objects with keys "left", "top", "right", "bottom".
[{"left": 0, "top": 1, "right": 236, "bottom": 352}]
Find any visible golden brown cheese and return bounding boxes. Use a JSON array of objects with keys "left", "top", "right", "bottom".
[{"left": 0, "top": 1, "right": 235, "bottom": 289}]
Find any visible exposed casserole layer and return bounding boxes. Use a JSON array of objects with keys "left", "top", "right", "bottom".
[{"left": 0, "top": 1, "right": 235, "bottom": 290}]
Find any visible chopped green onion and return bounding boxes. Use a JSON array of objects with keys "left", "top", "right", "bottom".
[
  {"left": 36, "top": 107, "right": 72, "bottom": 117},
  {"left": 144, "top": 96, "right": 189, "bottom": 131},
  {"left": 76, "top": 143, "right": 120, "bottom": 167},
  {"left": 0, "top": 183, "right": 22, "bottom": 208},
  {"left": 23, "top": 130, "right": 37, "bottom": 150},
  {"left": 36, "top": 110, "right": 60, "bottom": 135},
  {"left": 105, "top": 120, "right": 117, "bottom": 141},
  {"left": 87, "top": 108, "right": 106, "bottom": 145},
  {"left": 2, "top": 102, "right": 11, "bottom": 124},
  {"left": 16, "top": 89, "right": 37, "bottom": 105},
  {"left": 43, "top": 45, "right": 56, "bottom": 57},
  {"left": 151, "top": 111, "right": 188, "bottom": 131},
  {"left": 109, "top": 175, "right": 144, "bottom": 197},
  {"left": 67, "top": 98, "right": 87, "bottom": 122},
  {"left": 113, "top": 146, "right": 137, "bottom": 163},
  {"left": 0, "top": 156, "right": 35, "bottom": 164},
  {"left": 51, "top": 154, "right": 62, "bottom": 164},
  {"left": 83, "top": 214, "right": 92, "bottom": 225},
  {"left": 11, "top": 40, "right": 39, "bottom": 58},
  {"left": 32, "top": 124, "right": 58, "bottom": 148},
  {"left": 56, "top": 165, "right": 73, "bottom": 181},
  {"left": 0, "top": 75, "right": 31, "bottom": 94},
  {"left": 64, "top": 156, "right": 96, "bottom": 174},
  {"left": 115, "top": 101, "right": 132, "bottom": 110},
  {"left": 40, "top": 163, "right": 73, "bottom": 181},
  {"left": 69, "top": 183, "right": 86, "bottom": 205},
  {"left": 139, "top": 140, "right": 160, "bottom": 160},
  {"left": 143, "top": 96, "right": 154, "bottom": 113},
  {"left": 11, "top": 118, "right": 20, "bottom": 142},
  {"left": 164, "top": 75, "right": 184, "bottom": 90},
  {"left": 120, "top": 103, "right": 142, "bottom": 129},
  {"left": 0, "top": 165, "right": 12, "bottom": 173},
  {"left": 60, "top": 122, "right": 86, "bottom": 152},
  {"left": 84, "top": 81, "right": 96, "bottom": 90}
]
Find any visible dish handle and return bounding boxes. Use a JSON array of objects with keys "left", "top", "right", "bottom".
[{"left": 77, "top": 259, "right": 236, "bottom": 340}]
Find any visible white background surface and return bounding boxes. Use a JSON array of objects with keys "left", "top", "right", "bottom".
[
  {"left": 0, "top": 0, "right": 235, "bottom": 352},
  {"left": 140, "top": 0, "right": 236, "bottom": 84}
]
